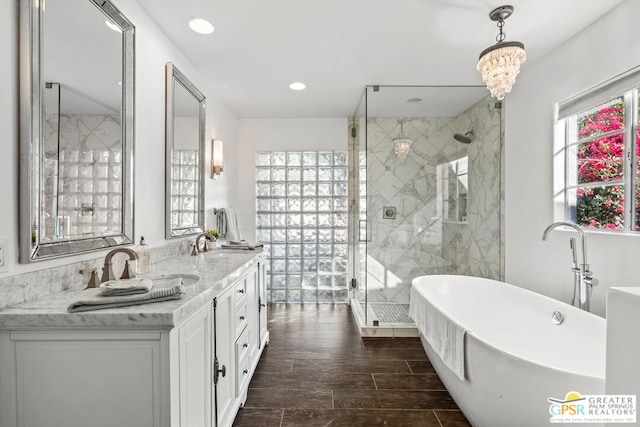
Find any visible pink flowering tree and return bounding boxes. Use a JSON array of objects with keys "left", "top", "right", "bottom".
[{"left": 575, "top": 98, "right": 639, "bottom": 230}]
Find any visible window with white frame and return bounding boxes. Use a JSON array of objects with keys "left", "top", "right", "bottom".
[{"left": 555, "top": 68, "right": 640, "bottom": 232}]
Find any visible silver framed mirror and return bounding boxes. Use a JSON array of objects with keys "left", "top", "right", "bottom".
[
  {"left": 19, "top": 0, "right": 135, "bottom": 262},
  {"left": 165, "top": 63, "right": 206, "bottom": 239}
]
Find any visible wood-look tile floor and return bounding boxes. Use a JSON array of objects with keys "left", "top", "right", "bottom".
[{"left": 233, "top": 303, "right": 471, "bottom": 427}]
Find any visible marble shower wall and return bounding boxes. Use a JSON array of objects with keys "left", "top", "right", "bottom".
[{"left": 363, "top": 95, "right": 502, "bottom": 304}]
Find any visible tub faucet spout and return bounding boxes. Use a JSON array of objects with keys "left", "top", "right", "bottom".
[{"left": 542, "top": 221, "right": 596, "bottom": 312}]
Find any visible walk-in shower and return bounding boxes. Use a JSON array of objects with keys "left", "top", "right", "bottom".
[{"left": 349, "top": 85, "right": 504, "bottom": 335}]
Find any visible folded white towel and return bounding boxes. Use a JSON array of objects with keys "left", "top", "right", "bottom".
[
  {"left": 409, "top": 285, "right": 468, "bottom": 381},
  {"left": 220, "top": 243, "right": 263, "bottom": 250},
  {"left": 68, "top": 278, "right": 184, "bottom": 313},
  {"left": 99, "top": 278, "right": 154, "bottom": 296}
]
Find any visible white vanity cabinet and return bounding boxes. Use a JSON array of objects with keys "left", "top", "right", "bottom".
[
  {"left": 212, "top": 285, "right": 235, "bottom": 427},
  {"left": 0, "top": 330, "right": 166, "bottom": 427},
  {"left": 257, "top": 261, "right": 268, "bottom": 353},
  {"left": 0, "top": 256, "right": 268, "bottom": 427},
  {"left": 174, "top": 303, "right": 212, "bottom": 427},
  {"left": 214, "top": 261, "right": 269, "bottom": 426}
]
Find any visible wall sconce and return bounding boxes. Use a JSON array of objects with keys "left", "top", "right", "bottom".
[{"left": 211, "top": 139, "right": 224, "bottom": 179}]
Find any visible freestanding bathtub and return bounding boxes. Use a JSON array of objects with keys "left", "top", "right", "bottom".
[{"left": 410, "top": 275, "right": 605, "bottom": 427}]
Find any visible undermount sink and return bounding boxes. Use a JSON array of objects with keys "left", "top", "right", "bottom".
[{"left": 150, "top": 273, "right": 200, "bottom": 287}]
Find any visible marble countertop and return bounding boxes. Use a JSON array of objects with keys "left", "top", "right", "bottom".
[{"left": 0, "top": 248, "right": 265, "bottom": 329}]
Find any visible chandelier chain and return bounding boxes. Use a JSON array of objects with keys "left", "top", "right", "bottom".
[{"left": 496, "top": 19, "right": 506, "bottom": 43}]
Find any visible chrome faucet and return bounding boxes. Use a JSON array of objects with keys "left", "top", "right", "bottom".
[
  {"left": 191, "top": 232, "right": 214, "bottom": 256},
  {"left": 101, "top": 247, "right": 139, "bottom": 283},
  {"left": 542, "top": 221, "right": 597, "bottom": 311}
]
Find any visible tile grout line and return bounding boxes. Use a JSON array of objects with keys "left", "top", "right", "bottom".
[
  {"left": 331, "top": 389, "right": 334, "bottom": 409},
  {"left": 371, "top": 373, "right": 378, "bottom": 390},
  {"left": 405, "top": 359, "right": 414, "bottom": 374},
  {"left": 279, "top": 408, "right": 285, "bottom": 427},
  {"left": 433, "top": 409, "right": 444, "bottom": 427}
]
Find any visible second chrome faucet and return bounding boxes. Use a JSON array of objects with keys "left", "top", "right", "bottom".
[{"left": 542, "top": 221, "right": 597, "bottom": 312}]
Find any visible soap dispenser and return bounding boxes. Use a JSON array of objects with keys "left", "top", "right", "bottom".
[{"left": 136, "top": 236, "right": 151, "bottom": 275}]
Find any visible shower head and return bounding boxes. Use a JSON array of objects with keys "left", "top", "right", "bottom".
[{"left": 454, "top": 130, "right": 474, "bottom": 144}]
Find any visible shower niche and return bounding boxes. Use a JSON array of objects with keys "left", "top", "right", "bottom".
[{"left": 349, "top": 85, "right": 504, "bottom": 333}]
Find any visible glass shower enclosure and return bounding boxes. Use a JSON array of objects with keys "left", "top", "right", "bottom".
[{"left": 349, "top": 85, "right": 504, "bottom": 333}]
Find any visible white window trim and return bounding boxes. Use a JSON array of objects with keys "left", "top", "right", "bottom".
[{"left": 554, "top": 67, "right": 640, "bottom": 235}]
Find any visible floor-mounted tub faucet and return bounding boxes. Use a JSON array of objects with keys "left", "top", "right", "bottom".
[{"left": 542, "top": 221, "right": 597, "bottom": 312}]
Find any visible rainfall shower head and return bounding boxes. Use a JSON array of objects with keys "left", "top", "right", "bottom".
[{"left": 454, "top": 130, "right": 474, "bottom": 144}]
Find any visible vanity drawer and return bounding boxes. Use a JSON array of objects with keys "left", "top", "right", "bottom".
[
  {"left": 234, "top": 278, "right": 247, "bottom": 307},
  {"left": 235, "top": 326, "right": 251, "bottom": 364},
  {"left": 236, "top": 354, "right": 251, "bottom": 395},
  {"left": 234, "top": 302, "right": 248, "bottom": 338},
  {"left": 235, "top": 326, "right": 251, "bottom": 396}
]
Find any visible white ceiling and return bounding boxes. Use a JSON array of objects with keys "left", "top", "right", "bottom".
[{"left": 136, "top": 0, "right": 625, "bottom": 118}]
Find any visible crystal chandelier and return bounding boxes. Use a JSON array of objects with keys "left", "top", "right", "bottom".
[
  {"left": 476, "top": 5, "right": 526, "bottom": 100},
  {"left": 392, "top": 119, "right": 412, "bottom": 161}
]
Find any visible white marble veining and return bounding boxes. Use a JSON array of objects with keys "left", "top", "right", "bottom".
[
  {"left": 360, "top": 95, "right": 503, "bottom": 305},
  {"left": 0, "top": 246, "right": 265, "bottom": 329},
  {"left": 0, "top": 240, "right": 193, "bottom": 310}
]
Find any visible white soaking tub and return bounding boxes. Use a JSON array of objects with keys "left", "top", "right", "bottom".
[{"left": 410, "top": 274, "right": 605, "bottom": 427}]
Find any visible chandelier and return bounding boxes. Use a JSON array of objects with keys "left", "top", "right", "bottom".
[
  {"left": 476, "top": 5, "right": 526, "bottom": 100},
  {"left": 392, "top": 119, "right": 413, "bottom": 161}
]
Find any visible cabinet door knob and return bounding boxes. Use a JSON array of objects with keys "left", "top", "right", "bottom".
[
  {"left": 214, "top": 357, "right": 226, "bottom": 385},
  {"left": 238, "top": 289, "right": 245, "bottom": 294},
  {"left": 243, "top": 369, "right": 248, "bottom": 375},
  {"left": 243, "top": 342, "right": 248, "bottom": 348},
  {"left": 240, "top": 315, "right": 245, "bottom": 320}
]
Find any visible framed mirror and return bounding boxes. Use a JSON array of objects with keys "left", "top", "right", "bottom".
[
  {"left": 19, "top": 0, "right": 135, "bottom": 262},
  {"left": 165, "top": 63, "right": 206, "bottom": 239}
]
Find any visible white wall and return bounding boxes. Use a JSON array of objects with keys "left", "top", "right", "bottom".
[
  {"left": 0, "top": 1, "right": 20, "bottom": 275},
  {"left": 0, "top": 0, "right": 236, "bottom": 279},
  {"left": 237, "top": 119, "right": 348, "bottom": 242},
  {"left": 505, "top": 0, "right": 640, "bottom": 317}
]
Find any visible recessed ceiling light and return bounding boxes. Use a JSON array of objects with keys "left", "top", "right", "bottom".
[
  {"left": 407, "top": 97, "right": 423, "bottom": 103},
  {"left": 105, "top": 19, "right": 121, "bottom": 33},
  {"left": 289, "top": 82, "right": 306, "bottom": 91},
  {"left": 189, "top": 18, "right": 214, "bottom": 35}
]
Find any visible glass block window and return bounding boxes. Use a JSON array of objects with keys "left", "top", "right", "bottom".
[
  {"left": 256, "top": 151, "right": 349, "bottom": 303},
  {"left": 43, "top": 148, "right": 123, "bottom": 240},
  {"left": 170, "top": 149, "right": 200, "bottom": 233}
]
